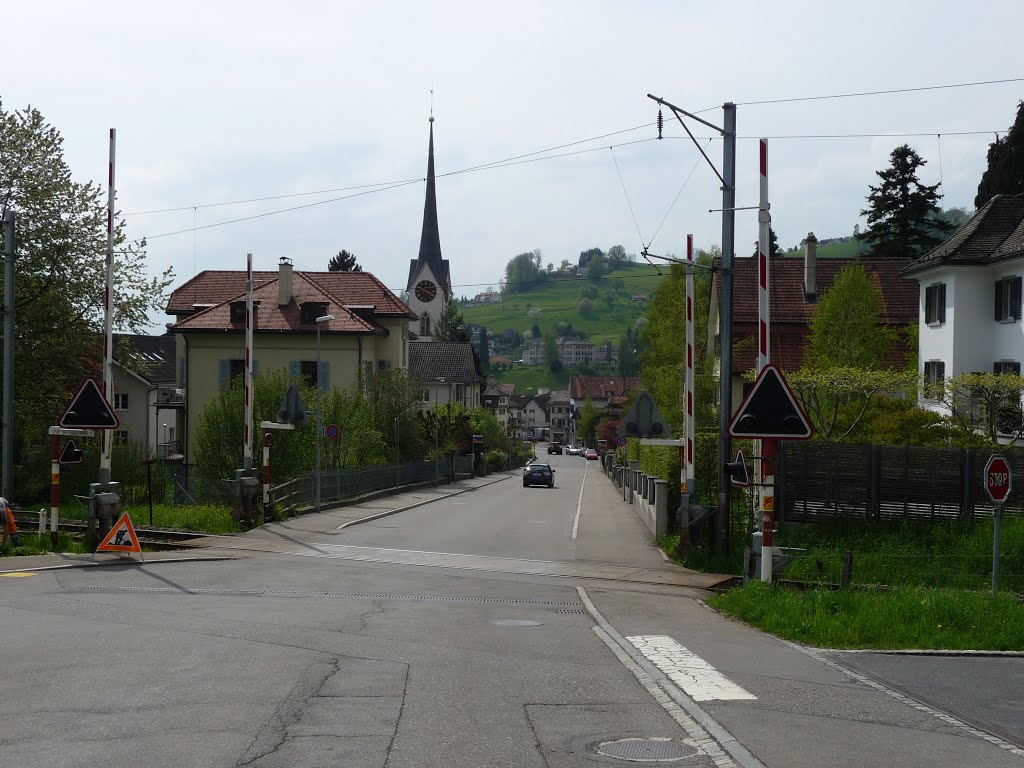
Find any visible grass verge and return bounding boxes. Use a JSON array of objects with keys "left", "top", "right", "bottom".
[
  {"left": 1, "top": 533, "right": 89, "bottom": 558},
  {"left": 59, "top": 503, "right": 244, "bottom": 535},
  {"left": 709, "top": 581, "right": 1024, "bottom": 651}
]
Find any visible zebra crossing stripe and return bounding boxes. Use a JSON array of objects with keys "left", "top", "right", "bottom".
[{"left": 626, "top": 635, "right": 756, "bottom": 702}]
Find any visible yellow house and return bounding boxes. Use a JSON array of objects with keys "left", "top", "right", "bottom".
[{"left": 167, "top": 258, "right": 416, "bottom": 464}]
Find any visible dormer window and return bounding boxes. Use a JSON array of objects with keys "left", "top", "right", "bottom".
[
  {"left": 300, "top": 302, "right": 330, "bottom": 324},
  {"left": 230, "top": 301, "right": 259, "bottom": 324}
]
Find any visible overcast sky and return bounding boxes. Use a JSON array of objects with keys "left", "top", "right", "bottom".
[{"left": 5, "top": 1, "right": 1023, "bottom": 331}]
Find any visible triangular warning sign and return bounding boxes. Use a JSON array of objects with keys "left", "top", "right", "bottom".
[
  {"left": 59, "top": 439, "right": 84, "bottom": 465},
  {"left": 60, "top": 379, "right": 119, "bottom": 429},
  {"left": 96, "top": 513, "right": 141, "bottom": 553},
  {"left": 728, "top": 364, "right": 813, "bottom": 440}
]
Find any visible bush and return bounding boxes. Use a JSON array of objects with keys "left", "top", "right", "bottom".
[{"left": 485, "top": 450, "right": 508, "bottom": 471}]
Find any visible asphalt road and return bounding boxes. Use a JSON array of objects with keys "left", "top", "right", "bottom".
[{"left": 1, "top": 448, "right": 1021, "bottom": 768}]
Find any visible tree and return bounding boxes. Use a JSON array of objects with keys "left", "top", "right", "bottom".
[
  {"left": 434, "top": 301, "right": 468, "bottom": 342},
  {"left": 786, "top": 367, "right": 915, "bottom": 441},
  {"left": 806, "top": 263, "right": 892, "bottom": 369},
  {"left": 0, "top": 102, "right": 171, "bottom": 495},
  {"left": 617, "top": 329, "right": 640, "bottom": 377},
  {"left": 606, "top": 244, "right": 628, "bottom": 269},
  {"left": 976, "top": 102, "right": 1024, "bottom": 209},
  {"left": 576, "top": 298, "right": 595, "bottom": 318},
  {"left": 477, "top": 328, "right": 490, "bottom": 371},
  {"left": 502, "top": 251, "right": 544, "bottom": 294},
  {"left": 327, "top": 249, "right": 361, "bottom": 272},
  {"left": 929, "top": 371, "right": 1024, "bottom": 443},
  {"left": 578, "top": 247, "right": 603, "bottom": 268},
  {"left": 586, "top": 253, "right": 609, "bottom": 280},
  {"left": 751, "top": 227, "right": 782, "bottom": 257},
  {"left": 531, "top": 323, "right": 541, "bottom": 339},
  {"left": 857, "top": 144, "right": 953, "bottom": 259},
  {"left": 542, "top": 328, "right": 560, "bottom": 372},
  {"left": 559, "top": 259, "right": 572, "bottom": 271},
  {"left": 579, "top": 398, "right": 599, "bottom": 445}
]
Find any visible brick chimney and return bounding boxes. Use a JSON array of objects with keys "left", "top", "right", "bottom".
[
  {"left": 803, "top": 232, "right": 818, "bottom": 303},
  {"left": 278, "top": 257, "right": 293, "bottom": 307}
]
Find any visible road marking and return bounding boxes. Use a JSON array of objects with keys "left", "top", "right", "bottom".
[
  {"left": 578, "top": 587, "right": 764, "bottom": 768},
  {"left": 571, "top": 459, "right": 587, "bottom": 539},
  {"left": 0, "top": 572, "right": 35, "bottom": 578},
  {"left": 626, "top": 635, "right": 756, "bottom": 702}
]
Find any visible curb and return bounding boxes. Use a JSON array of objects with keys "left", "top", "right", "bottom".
[
  {"left": 0, "top": 555, "right": 238, "bottom": 575},
  {"left": 335, "top": 473, "right": 515, "bottom": 529}
]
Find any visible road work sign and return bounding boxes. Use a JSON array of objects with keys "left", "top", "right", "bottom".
[{"left": 96, "top": 513, "right": 141, "bottom": 554}]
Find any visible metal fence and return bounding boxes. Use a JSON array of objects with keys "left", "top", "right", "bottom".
[{"left": 778, "top": 442, "right": 1022, "bottom": 524}]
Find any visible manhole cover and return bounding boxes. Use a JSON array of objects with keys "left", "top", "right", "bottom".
[
  {"left": 491, "top": 619, "right": 543, "bottom": 627},
  {"left": 597, "top": 738, "right": 697, "bottom": 762}
]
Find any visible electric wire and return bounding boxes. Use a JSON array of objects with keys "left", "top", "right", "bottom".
[
  {"left": 610, "top": 146, "right": 646, "bottom": 248},
  {"left": 734, "top": 76, "right": 1024, "bottom": 107},
  {"left": 646, "top": 138, "right": 712, "bottom": 250}
]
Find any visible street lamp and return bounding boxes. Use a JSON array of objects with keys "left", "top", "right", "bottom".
[
  {"left": 394, "top": 415, "right": 400, "bottom": 488},
  {"left": 434, "top": 377, "right": 445, "bottom": 486},
  {"left": 314, "top": 314, "right": 335, "bottom": 513}
]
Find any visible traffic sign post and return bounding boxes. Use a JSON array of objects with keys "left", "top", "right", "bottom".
[{"left": 984, "top": 454, "right": 1012, "bottom": 594}]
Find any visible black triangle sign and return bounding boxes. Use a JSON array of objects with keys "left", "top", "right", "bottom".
[
  {"left": 728, "top": 364, "right": 813, "bottom": 439},
  {"left": 59, "top": 439, "right": 85, "bottom": 465},
  {"left": 727, "top": 449, "right": 750, "bottom": 486},
  {"left": 60, "top": 379, "right": 119, "bottom": 429}
]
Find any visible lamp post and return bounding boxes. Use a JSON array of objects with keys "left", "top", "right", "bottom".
[
  {"left": 314, "top": 314, "right": 335, "bottom": 513},
  {"left": 434, "top": 377, "right": 445, "bottom": 486},
  {"left": 394, "top": 416, "right": 400, "bottom": 487}
]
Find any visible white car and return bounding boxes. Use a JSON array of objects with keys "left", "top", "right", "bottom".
[{"left": 566, "top": 445, "right": 582, "bottom": 456}]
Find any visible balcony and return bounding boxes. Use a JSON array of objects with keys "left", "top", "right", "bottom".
[{"left": 155, "top": 386, "right": 186, "bottom": 408}]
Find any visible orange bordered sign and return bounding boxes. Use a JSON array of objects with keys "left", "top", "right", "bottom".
[{"left": 96, "top": 512, "right": 142, "bottom": 554}]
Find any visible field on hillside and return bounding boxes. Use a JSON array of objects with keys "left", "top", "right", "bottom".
[
  {"left": 782, "top": 238, "right": 868, "bottom": 259},
  {"left": 461, "top": 263, "right": 664, "bottom": 346}
]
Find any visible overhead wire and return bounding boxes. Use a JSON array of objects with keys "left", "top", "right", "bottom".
[{"left": 610, "top": 146, "right": 646, "bottom": 249}]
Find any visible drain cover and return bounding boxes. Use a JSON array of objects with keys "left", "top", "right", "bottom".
[
  {"left": 597, "top": 738, "right": 697, "bottom": 762},
  {"left": 491, "top": 619, "right": 543, "bottom": 627}
]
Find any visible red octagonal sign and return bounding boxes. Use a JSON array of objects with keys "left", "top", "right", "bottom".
[{"left": 984, "top": 455, "right": 1012, "bottom": 504}]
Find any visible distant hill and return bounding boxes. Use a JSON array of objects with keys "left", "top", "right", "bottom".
[{"left": 782, "top": 236, "right": 868, "bottom": 259}]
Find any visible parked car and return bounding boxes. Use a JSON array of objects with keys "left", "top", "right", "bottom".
[
  {"left": 584, "top": 448, "right": 599, "bottom": 461},
  {"left": 547, "top": 443, "right": 563, "bottom": 455},
  {"left": 523, "top": 463, "right": 555, "bottom": 488}
]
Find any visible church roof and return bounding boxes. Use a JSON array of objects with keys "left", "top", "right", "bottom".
[{"left": 408, "top": 120, "right": 451, "bottom": 294}]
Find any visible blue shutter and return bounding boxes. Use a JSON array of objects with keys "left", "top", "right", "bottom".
[
  {"left": 318, "top": 361, "right": 330, "bottom": 392},
  {"left": 288, "top": 360, "right": 300, "bottom": 380},
  {"left": 218, "top": 359, "right": 229, "bottom": 390}
]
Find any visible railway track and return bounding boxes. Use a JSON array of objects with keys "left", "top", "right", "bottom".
[{"left": 11, "top": 514, "right": 206, "bottom": 550}]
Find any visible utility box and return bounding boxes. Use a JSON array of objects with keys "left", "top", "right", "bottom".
[
  {"left": 232, "top": 469, "right": 260, "bottom": 526},
  {"left": 88, "top": 481, "right": 121, "bottom": 548}
]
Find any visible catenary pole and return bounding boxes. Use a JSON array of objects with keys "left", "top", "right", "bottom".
[
  {"left": 100, "top": 129, "right": 116, "bottom": 484},
  {"left": 716, "top": 103, "right": 737, "bottom": 554},
  {"left": 684, "top": 234, "right": 696, "bottom": 502},
  {"left": 3, "top": 211, "right": 14, "bottom": 500}
]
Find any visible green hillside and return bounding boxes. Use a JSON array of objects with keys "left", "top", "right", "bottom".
[
  {"left": 782, "top": 237, "right": 868, "bottom": 259},
  {"left": 462, "top": 263, "right": 663, "bottom": 347}
]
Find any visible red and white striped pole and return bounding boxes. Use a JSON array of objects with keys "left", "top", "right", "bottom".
[
  {"left": 684, "top": 234, "right": 696, "bottom": 499},
  {"left": 49, "top": 434, "right": 60, "bottom": 546},
  {"left": 100, "top": 129, "right": 116, "bottom": 484},
  {"left": 243, "top": 253, "right": 254, "bottom": 471},
  {"left": 758, "top": 138, "right": 777, "bottom": 583}
]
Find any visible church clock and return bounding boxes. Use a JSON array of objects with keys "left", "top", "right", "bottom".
[{"left": 415, "top": 280, "right": 438, "bottom": 302}]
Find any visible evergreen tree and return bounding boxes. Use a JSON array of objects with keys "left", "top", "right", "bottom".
[
  {"left": 327, "top": 249, "right": 361, "bottom": 271},
  {"left": 857, "top": 144, "right": 953, "bottom": 259},
  {"left": 433, "top": 301, "right": 468, "bottom": 342},
  {"left": 975, "top": 102, "right": 1024, "bottom": 209},
  {"left": 751, "top": 227, "right": 782, "bottom": 257},
  {"left": 477, "top": 328, "right": 490, "bottom": 371}
]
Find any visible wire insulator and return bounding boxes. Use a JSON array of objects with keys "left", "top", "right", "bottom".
[{"left": 657, "top": 110, "right": 663, "bottom": 140}]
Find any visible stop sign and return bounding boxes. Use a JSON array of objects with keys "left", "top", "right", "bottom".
[{"left": 984, "top": 455, "right": 1012, "bottom": 504}]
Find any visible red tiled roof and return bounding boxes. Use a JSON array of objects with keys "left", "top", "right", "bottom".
[
  {"left": 171, "top": 272, "right": 381, "bottom": 334},
  {"left": 167, "top": 269, "right": 415, "bottom": 318},
  {"left": 569, "top": 376, "right": 642, "bottom": 400},
  {"left": 716, "top": 255, "right": 918, "bottom": 374}
]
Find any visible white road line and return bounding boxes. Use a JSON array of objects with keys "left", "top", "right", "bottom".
[
  {"left": 571, "top": 460, "right": 587, "bottom": 539},
  {"left": 626, "top": 635, "right": 756, "bottom": 702}
]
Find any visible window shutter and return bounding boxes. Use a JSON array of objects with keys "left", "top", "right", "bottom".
[
  {"left": 318, "top": 361, "right": 330, "bottom": 392},
  {"left": 288, "top": 360, "right": 300, "bottom": 380},
  {"left": 218, "top": 359, "right": 230, "bottom": 390},
  {"left": 252, "top": 360, "right": 260, "bottom": 378},
  {"left": 938, "top": 284, "right": 946, "bottom": 323},
  {"left": 937, "top": 361, "right": 945, "bottom": 382},
  {"left": 996, "top": 281, "right": 1004, "bottom": 321},
  {"left": 924, "top": 287, "right": 934, "bottom": 324},
  {"left": 995, "top": 362, "right": 1003, "bottom": 374},
  {"left": 1013, "top": 277, "right": 1022, "bottom": 320}
]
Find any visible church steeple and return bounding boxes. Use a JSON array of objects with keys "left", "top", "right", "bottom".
[{"left": 408, "top": 117, "right": 450, "bottom": 298}]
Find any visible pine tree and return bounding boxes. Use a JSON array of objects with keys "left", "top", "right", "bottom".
[
  {"left": 751, "top": 227, "right": 782, "bottom": 257},
  {"left": 434, "top": 301, "right": 468, "bottom": 342},
  {"left": 327, "top": 249, "right": 361, "bottom": 272},
  {"left": 857, "top": 144, "right": 953, "bottom": 259},
  {"left": 975, "top": 101, "right": 1024, "bottom": 209}
]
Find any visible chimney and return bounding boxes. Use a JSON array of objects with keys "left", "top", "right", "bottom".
[
  {"left": 803, "top": 232, "right": 818, "bottom": 303},
  {"left": 278, "top": 257, "right": 293, "bottom": 307}
]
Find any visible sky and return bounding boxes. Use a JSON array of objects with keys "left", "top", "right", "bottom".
[{"left": 4, "top": 1, "right": 1024, "bottom": 332}]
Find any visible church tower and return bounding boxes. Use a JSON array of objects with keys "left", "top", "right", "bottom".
[{"left": 406, "top": 117, "right": 452, "bottom": 341}]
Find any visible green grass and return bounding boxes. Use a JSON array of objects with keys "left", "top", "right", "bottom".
[
  {"left": 710, "top": 581, "right": 1024, "bottom": 650},
  {"left": 1, "top": 533, "right": 89, "bottom": 558},
  {"left": 60, "top": 503, "right": 244, "bottom": 536},
  {"left": 781, "top": 238, "right": 868, "bottom": 260},
  {"left": 462, "top": 263, "right": 660, "bottom": 346},
  {"left": 492, "top": 366, "right": 571, "bottom": 391}
]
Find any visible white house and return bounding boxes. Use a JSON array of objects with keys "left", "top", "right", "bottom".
[
  {"left": 903, "top": 193, "right": 1024, "bottom": 417},
  {"left": 409, "top": 342, "right": 481, "bottom": 411}
]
